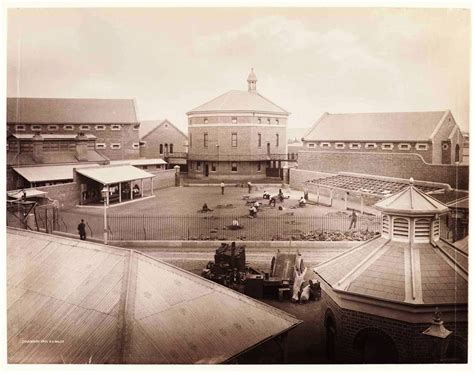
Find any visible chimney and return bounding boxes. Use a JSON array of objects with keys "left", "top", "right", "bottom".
[
  {"left": 75, "top": 132, "right": 89, "bottom": 161},
  {"left": 32, "top": 132, "right": 44, "bottom": 163}
]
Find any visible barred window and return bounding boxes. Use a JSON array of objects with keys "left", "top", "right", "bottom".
[{"left": 231, "top": 133, "right": 237, "bottom": 147}]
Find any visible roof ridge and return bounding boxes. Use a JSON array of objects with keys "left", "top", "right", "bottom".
[
  {"left": 187, "top": 90, "right": 234, "bottom": 114},
  {"left": 255, "top": 92, "right": 289, "bottom": 114}
]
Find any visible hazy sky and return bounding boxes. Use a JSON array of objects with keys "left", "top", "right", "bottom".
[{"left": 7, "top": 7, "right": 470, "bottom": 132}]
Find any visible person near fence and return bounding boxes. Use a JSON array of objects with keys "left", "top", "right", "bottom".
[
  {"left": 247, "top": 181, "right": 252, "bottom": 194},
  {"left": 78, "top": 219, "right": 86, "bottom": 240},
  {"left": 220, "top": 181, "right": 225, "bottom": 195},
  {"left": 21, "top": 188, "right": 27, "bottom": 202},
  {"left": 299, "top": 196, "right": 306, "bottom": 208},
  {"left": 349, "top": 209, "right": 358, "bottom": 229},
  {"left": 263, "top": 191, "right": 271, "bottom": 199},
  {"left": 249, "top": 205, "right": 257, "bottom": 218},
  {"left": 201, "top": 203, "right": 213, "bottom": 212}
]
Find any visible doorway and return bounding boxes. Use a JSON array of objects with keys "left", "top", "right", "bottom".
[{"left": 205, "top": 163, "right": 209, "bottom": 177}]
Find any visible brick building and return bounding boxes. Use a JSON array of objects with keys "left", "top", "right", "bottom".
[
  {"left": 139, "top": 119, "right": 188, "bottom": 169},
  {"left": 298, "top": 111, "right": 467, "bottom": 188},
  {"left": 186, "top": 69, "right": 290, "bottom": 180},
  {"left": 313, "top": 181, "right": 468, "bottom": 363},
  {"left": 7, "top": 97, "right": 141, "bottom": 161}
]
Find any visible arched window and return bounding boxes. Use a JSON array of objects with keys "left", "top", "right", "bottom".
[
  {"left": 393, "top": 218, "right": 409, "bottom": 239},
  {"left": 382, "top": 215, "right": 390, "bottom": 237},
  {"left": 414, "top": 218, "right": 431, "bottom": 241},
  {"left": 455, "top": 144, "right": 460, "bottom": 162},
  {"left": 353, "top": 328, "right": 399, "bottom": 363}
]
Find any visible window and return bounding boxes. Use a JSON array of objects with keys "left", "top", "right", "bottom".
[
  {"left": 349, "top": 143, "right": 361, "bottom": 149},
  {"left": 96, "top": 143, "right": 106, "bottom": 149},
  {"left": 382, "top": 143, "right": 394, "bottom": 150},
  {"left": 142, "top": 165, "right": 148, "bottom": 169},
  {"left": 393, "top": 218, "right": 409, "bottom": 239},
  {"left": 15, "top": 125, "right": 25, "bottom": 131},
  {"left": 416, "top": 143, "right": 429, "bottom": 151},
  {"left": 110, "top": 143, "right": 121, "bottom": 150},
  {"left": 455, "top": 144, "right": 460, "bottom": 162},
  {"left": 231, "top": 133, "right": 237, "bottom": 147},
  {"left": 170, "top": 144, "right": 174, "bottom": 154},
  {"left": 63, "top": 125, "right": 74, "bottom": 131},
  {"left": 398, "top": 143, "right": 411, "bottom": 150},
  {"left": 414, "top": 218, "right": 431, "bottom": 241},
  {"left": 189, "top": 162, "right": 193, "bottom": 170},
  {"left": 132, "top": 143, "right": 139, "bottom": 149},
  {"left": 133, "top": 124, "right": 140, "bottom": 131},
  {"left": 232, "top": 117, "right": 237, "bottom": 124},
  {"left": 47, "top": 125, "right": 58, "bottom": 131},
  {"left": 231, "top": 162, "right": 238, "bottom": 172},
  {"left": 204, "top": 118, "right": 209, "bottom": 124},
  {"left": 197, "top": 161, "right": 201, "bottom": 171},
  {"left": 432, "top": 218, "right": 440, "bottom": 239},
  {"left": 320, "top": 142, "right": 331, "bottom": 148},
  {"left": 335, "top": 143, "right": 345, "bottom": 149},
  {"left": 189, "top": 134, "right": 192, "bottom": 147},
  {"left": 160, "top": 144, "right": 163, "bottom": 154},
  {"left": 111, "top": 125, "right": 121, "bottom": 131},
  {"left": 79, "top": 125, "right": 90, "bottom": 131},
  {"left": 211, "top": 163, "right": 216, "bottom": 172},
  {"left": 267, "top": 118, "right": 271, "bottom": 124},
  {"left": 308, "top": 143, "right": 316, "bottom": 148},
  {"left": 95, "top": 125, "right": 106, "bottom": 131},
  {"left": 257, "top": 162, "right": 261, "bottom": 172},
  {"left": 276, "top": 119, "right": 279, "bottom": 125},
  {"left": 365, "top": 143, "right": 377, "bottom": 149},
  {"left": 382, "top": 215, "right": 390, "bottom": 237},
  {"left": 204, "top": 133, "right": 208, "bottom": 148},
  {"left": 258, "top": 118, "right": 262, "bottom": 124},
  {"left": 258, "top": 133, "right": 262, "bottom": 147},
  {"left": 276, "top": 134, "right": 279, "bottom": 147},
  {"left": 140, "top": 141, "right": 146, "bottom": 147},
  {"left": 442, "top": 143, "right": 449, "bottom": 150},
  {"left": 31, "top": 125, "right": 42, "bottom": 131}
]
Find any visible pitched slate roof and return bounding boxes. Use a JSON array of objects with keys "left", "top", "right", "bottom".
[
  {"left": 187, "top": 90, "right": 289, "bottom": 115},
  {"left": 374, "top": 184, "right": 450, "bottom": 215},
  {"left": 303, "top": 111, "right": 448, "bottom": 142},
  {"left": 139, "top": 119, "right": 188, "bottom": 140},
  {"left": 314, "top": 237, "right": 468, "bottom": 305},
  {"left": 7, "top": 97, "right": 139, "bottom": 124},
  {"left": 7, "top": 228, "right": 301, "bottom": 364}
]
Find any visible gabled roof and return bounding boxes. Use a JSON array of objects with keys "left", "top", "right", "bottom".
[
  {"left": 314, "top": 236, "right": 468, "bottom": 306},
  {"left": 187, "top": 90, "right": 289, "bottom": 115},
  {"left": 139, "top": 119, "right": 188, "bottom": 140},
  {"left": 303, "top": 111, "right": 449, "bottom": 142},
  {"left": 7, "top": 228, "right": 301, "bottom": 364},
  {"left": 7, "top": 97, "right": 139, "bottom": 124},
  {"left": 374, "top": 183, "right": 450, "bottom": 215}
]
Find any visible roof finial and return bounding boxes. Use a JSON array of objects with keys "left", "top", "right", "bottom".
[{"left": 247, "top": 68, "right": 257, "bottom": 92}]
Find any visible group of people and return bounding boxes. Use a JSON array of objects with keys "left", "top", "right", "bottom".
[{"left": 291, "top": 263, "right": 319, "bottom": 303}]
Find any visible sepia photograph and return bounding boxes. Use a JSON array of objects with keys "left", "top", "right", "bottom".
[{"left": 3, "top": 1, "right": 471, "bottom": 369}]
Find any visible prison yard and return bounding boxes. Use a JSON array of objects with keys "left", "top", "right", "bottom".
[{"left": 49, "top": 184, "right": 382, "bottom": 242}]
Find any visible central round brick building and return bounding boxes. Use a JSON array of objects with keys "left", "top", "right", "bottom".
[{"left": 186, "top": 69, "right": 290, "bottom": 180}]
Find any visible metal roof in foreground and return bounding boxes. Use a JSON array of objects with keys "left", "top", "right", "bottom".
[
  {"left": 75, "top": 165, "right": 155, "bottom": 185},
  {"left": 7, "top": 228, "right": 301, "bottom": 364}
]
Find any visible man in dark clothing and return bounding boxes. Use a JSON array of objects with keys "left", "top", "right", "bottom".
[
  {"left": 78, "top": 219, "right": 86, "bottom": 240},
  {"left": 349, "top": 210, "right": 358, "bottom": 230}
]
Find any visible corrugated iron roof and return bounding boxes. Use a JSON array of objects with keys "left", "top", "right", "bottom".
[
  {"left": 75, "top": 165, "right": 155, "bottom": 185},
  {"left": 187, "top": 90, "right": 289, "bottom": 115},
  {"left": 13, "top": 164, "right": 100, "bottom": 183},
  {"left": 303, "top": 111, "right": 447, "bottom": 142},
  {"left": 7, "top": 188, "right": 48, "bottom": 199},
  {"left": 7, "top": 228, "right": 301, "bottom": 364},
  {"left": 7, "top": 97, "right": 139, "bottom": 124}
]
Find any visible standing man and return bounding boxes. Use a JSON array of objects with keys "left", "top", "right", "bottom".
[
  {"left": 247, "top": 181, "right": 252, "bottom": 194},
  {"left": 349, "top": 209, "right": 358, "bottom": 230},
  {"left": 220, "top": 181, "right": 225, "bottom": 195},
  {"left": 78, "top": 219, "right": 86, "bottom": 240}
]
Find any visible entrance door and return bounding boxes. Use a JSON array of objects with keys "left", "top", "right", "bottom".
[{"left": 205, "top": 163, "right": 209, "bottom": 177}]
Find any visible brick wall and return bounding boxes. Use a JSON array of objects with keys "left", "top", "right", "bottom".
[
  {"left": 321, "top": 291, "right": 468, "bottom": 363},
  {"left": 36, "top": 182, "right": 81, "bottom": 209},
  {"left": 188, "top": 161, "right": 269, "bottom": 180},
  {"left": 298, "top": 151, "right": 468, "bottom": 189},
  {"left": 141, "top": 169, "right": 177, "bottom": 193}
]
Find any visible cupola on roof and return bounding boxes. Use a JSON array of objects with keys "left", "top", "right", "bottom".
[{"left": 374, "top": 179, "right": 449, "bottom": 216}]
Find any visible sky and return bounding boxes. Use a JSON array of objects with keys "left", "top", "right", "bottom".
[{"left": 7, "top": 7, "right": 471, "bottom": 133}]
